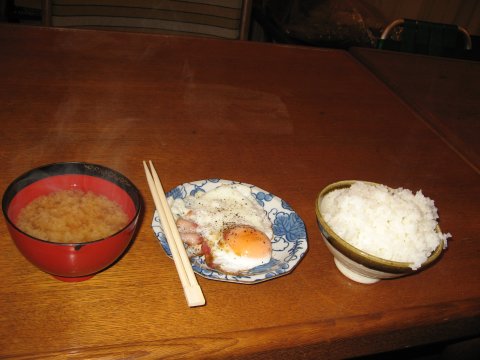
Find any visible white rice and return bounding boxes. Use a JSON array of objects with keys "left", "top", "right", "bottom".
[{"left": 320, "top": 182, "right": 450, "bottom": 270}]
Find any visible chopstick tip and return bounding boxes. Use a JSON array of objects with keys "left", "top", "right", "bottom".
[{"left": 185, "top": 286, "right": 206, "bottom": 307}]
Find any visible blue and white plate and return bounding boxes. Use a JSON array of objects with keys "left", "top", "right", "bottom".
[{"left": 151, "top": 179, "right": 308, "bottom": 284}]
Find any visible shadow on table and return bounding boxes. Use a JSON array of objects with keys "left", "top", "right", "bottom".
[{"left": 351, "top": 336, "right": 480, "bottom": 360}]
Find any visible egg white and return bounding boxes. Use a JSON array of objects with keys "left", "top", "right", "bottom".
[{"left": 210, "top": 244, "right": 271, "bottom": 273}]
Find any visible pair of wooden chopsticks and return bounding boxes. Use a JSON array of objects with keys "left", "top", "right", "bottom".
[{"left": 143, "top": 160, "right": 205, "bottom": 307}]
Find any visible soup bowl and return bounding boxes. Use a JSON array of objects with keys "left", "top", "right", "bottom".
[
  {"left": 2, "top": 162, "right": 142, "bottom": 282},
  {"left": 315, "top": 180, "right": 444, "bottom": 284}
]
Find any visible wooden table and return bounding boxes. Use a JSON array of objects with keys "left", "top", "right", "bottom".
[
  {"left": 1, "top": 24, "right": 479, "bottom": 359},
  {"left": 350, "top": 47, "right": 480, "bottom": 173}
]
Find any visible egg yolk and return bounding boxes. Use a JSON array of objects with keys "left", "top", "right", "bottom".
[{"left": 223, "top": 225, "right": 272, "bottom": 258}]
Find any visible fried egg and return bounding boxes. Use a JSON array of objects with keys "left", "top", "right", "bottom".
[{"left": 170, "top": 184, "right": 273, "bottom": 273}]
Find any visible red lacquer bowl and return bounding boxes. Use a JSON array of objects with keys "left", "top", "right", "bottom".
[{"left": 2, "top": 162, "right": 142, "bottom": 282}]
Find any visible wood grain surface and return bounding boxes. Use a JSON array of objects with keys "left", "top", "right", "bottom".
[
  {"left": 0, "top": 24, "right": 479, "bottom": 359},
  {"left": 350, "top": 46, "right": 480, "bottom": 173}
]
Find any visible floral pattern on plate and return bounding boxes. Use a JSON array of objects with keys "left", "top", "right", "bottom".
[{"left": 151, "top": 179, "right": 308, "bottom": 284}]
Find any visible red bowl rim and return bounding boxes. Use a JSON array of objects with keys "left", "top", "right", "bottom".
[{"left": 2, "top": 161, "right": 142, "bottom": 246}]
